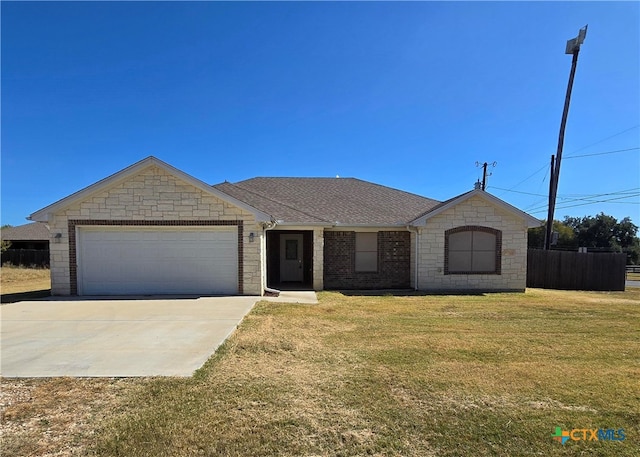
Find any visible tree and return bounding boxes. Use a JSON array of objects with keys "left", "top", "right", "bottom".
[
  {"left": 563, "top": 213, "right": 640, "bottom": 264},
  {"left": 527, "top": 220, "right": 577, "bottom": 249},
  {"left": 1, "top": 225, "right": 11, "bottom": 253},
  {"left": 528, "top": 213, "right": 640, "bottom": 264}
]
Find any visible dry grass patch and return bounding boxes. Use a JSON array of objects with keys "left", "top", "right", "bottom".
[
  {"left": 0, "top": 377, "right": 143, "bottom": 456},
  {"left": 1, "top": 288, "right": 637, "bottom": 456},
  {"left": 1, "top": 265, "right": 50, "bottom": 295},
  {"left": 89, "top": 288, "right": 639, "bottom": 457}
]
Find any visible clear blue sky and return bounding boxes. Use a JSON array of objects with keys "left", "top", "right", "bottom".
[{"left": 2, "top": 1, "right": 639, "bottom": 227}]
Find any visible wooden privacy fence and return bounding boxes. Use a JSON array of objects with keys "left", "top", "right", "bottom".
[
  {"left": 527, "top": 249, "right": 626, "bottom": 291},
  {"left": 1, "top": 249, "right": 50, "bottom": 267}
]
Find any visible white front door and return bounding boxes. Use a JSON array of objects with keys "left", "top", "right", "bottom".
[{"left": 280, "top": 234, "right": 304, "bottom": 282}]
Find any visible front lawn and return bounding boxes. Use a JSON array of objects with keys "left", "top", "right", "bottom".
[
  {"left": 0, "top": 265, "right": 50, "bottom": 296},
  {"left": 2, "top": 288, "right": 639, "bottom": 456},
  {"left": 627, "top": 272, "right": 640, "bottom": 281}
]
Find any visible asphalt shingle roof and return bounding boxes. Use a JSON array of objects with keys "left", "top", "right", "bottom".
[
  {"left": 409, "top": 190, "right": 475, "bottom": 222},
  {"left": 1, "top": 222, "right": 50, "bottom": 241},
  {"left": 215, "top": 177, "right": 441, "bottom": 225}
]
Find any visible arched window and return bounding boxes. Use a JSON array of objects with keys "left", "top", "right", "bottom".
[{"left": 445, "top": 226, "right": 501, "bottom": 274}]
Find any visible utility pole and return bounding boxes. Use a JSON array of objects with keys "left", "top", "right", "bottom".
[
  {"left": 545, "top": 25, "right": 587, "bottom": 250},
  {"left": 476, "top": 161, "right": 497, "bottom": 191},
  {"left": 544, "top": 154, "right": 555, "bottom": 248}
]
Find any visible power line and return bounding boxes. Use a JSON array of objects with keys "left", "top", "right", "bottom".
[
  {"left": 567, "top": 124, "right": 640, "bottom": 155},
  {"left": 490, "top": 125, "right": 640, "bottom": 226},
  {"left": 564, "top": 146, "right": 640, "bottom": 159},
  {"left": 498, "top": 126, "right": 640, "bottom": 194},
  {"left": 539, "top": 162, "right": 550, "bottom": 185},
  {"left": 529, "top": 200, "right": 640, "bottom": 214},
  {"left": 488, "top": 187, "right": 547, "bottom": 197},
  {"left": 503, "top": 163, "right": 548, "bottom": 191},
  {"left": 529, "top": 192, "right": 640, "bottom": 211},
  {"left": 489, "top": 186, "right": 640, "bottom": 199},
  {"left": 526, "top": 191, "right": 640, "bottom": 212},
  {"left": 524, "top": 198, "right": 548, "bottom": 212},
  {"left": 527, "top": 193, "right": 640, "bottom": 214},
  {"left": 497, "top": 187, "right": 640, "bottom": 216},
  {"left": 561, "top": 188, "right": 640, "bottom": 197},
  {"left": 559, "top": 193, "right": 640, "bottom": 205}
]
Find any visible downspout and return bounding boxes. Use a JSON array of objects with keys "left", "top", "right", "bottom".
[
  {"left": 407, "top": 226, "right": 420, "bottom": 291},
  {"left": 261, "top": 220, "right": 278, "bottom": 296}
]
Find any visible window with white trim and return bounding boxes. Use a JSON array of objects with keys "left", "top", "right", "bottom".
[
  {"left": 445, "top": 227, "right": 501, "bottom": 274},
  {"left": 355, "top": 232, "right": 377, "bottom": 272}
]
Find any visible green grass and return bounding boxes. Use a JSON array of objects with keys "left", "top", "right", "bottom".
[{"left": 90, "top": 288, "right": 640, "bottom": 457}]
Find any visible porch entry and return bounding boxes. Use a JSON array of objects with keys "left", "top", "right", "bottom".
[{"left": 266, "top": 230, "right": 313, "bottom": 290}]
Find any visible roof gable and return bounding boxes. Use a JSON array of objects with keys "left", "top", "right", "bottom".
[
  {"left": 410, "top": 189, "right": 541, "bottom": 228},
  {"left": 29, "top": 157, "right": 272, "bottom": 223}
]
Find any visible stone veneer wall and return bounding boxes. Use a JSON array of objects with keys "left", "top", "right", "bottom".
[
  {"left": 323, "top": 231, "right": 411, "bottom": 289},
  {"left": 48, "top": 166, "right": 261, "bottom": 295},
  {"left": 312, "top": 228, "right": 324, "bottom": 290},
  {"left": 417, "top": 195, "right": 528, "bottom": 291}
]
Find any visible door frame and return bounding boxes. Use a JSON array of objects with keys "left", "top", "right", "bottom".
[{"left": 266, "top": 230, "right": 313, "bottom": 289}]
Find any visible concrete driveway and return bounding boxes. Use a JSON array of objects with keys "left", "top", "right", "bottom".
[{"left": 0, "top": 296, "right": 259, "bottom": 377}]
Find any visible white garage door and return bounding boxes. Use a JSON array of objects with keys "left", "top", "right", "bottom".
[{"left": 77, "top": 227, "right": 238, "bottom": 295}]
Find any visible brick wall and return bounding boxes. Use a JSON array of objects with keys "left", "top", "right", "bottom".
[
  {"left": 323, "top": 231, "right": 411, "bottom": 289},
  {"left": 48, "top": 165, "right": 261, "bottom": 295}
]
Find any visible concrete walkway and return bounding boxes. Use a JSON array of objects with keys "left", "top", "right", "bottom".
[
  {"left": 0, "top": 292, "right": 316, "bottom": 378},
  {"left": 263, "top": 290, "right": 319, "bottom": 304}
]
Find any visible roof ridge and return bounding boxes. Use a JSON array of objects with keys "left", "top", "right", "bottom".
[
  {"left": 238, "top": 176, "right": 442, "bottom": 204},
  {"left": 220, "top": 181, "right": 334, "bottom": 224},
  {"left": 237, "top": 176, "right": 357, "bottom": 182},
  {"left": 219, "top": 177, "right": 446, "bottom": 226},
  {"left": 348, "top": 177, "right": 442, "bottom": 203}
]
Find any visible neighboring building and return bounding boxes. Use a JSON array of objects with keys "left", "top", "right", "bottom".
[
  {"left": 28, "top": 157, "right": 540, "bottom": 296},
  {"left": 1, "top": 222, "right": 50, "bottom": 250},
  {"left": 1, "top": 222, "right": 51, "bottom": 267}
]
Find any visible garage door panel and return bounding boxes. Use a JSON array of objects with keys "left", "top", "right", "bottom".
[{"left": 78, "top": 227, "right": 238, "bottom": 295}]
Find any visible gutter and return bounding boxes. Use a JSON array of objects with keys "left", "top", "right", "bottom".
[
  {"left": 332, "top": 222, "right": 408, "bottom": 228},
  {"left": 272, "top": 222, "right": 334, "bottom": 228}
]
